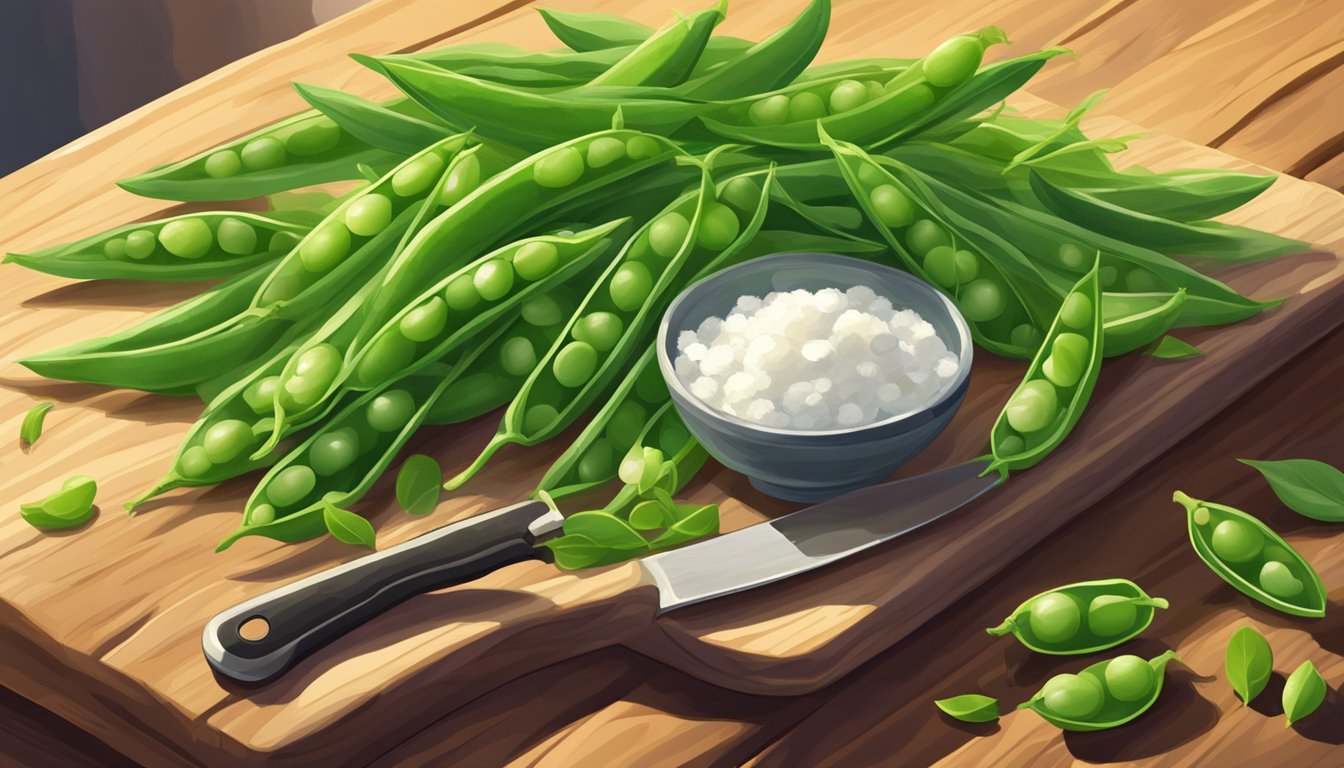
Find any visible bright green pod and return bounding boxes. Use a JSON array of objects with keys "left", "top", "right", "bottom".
[
  {"left": 988, "top": 578, "right": 1170, "bottom": 655},
  {"left": 1019, "top": 651, "right": 1181, "bottom": 732}
]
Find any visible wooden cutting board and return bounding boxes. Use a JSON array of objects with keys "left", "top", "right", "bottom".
[{"left": 2, "top": 0, "right": 1343, "bottom": 765}]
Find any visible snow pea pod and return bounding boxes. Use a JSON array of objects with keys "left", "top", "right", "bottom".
[
  {"left": 1019, "top": 650, "right": 1181, "bottom": 732},
  {"left": 676, "top": 0, "right": 830, "bottom": 99},
  {"left": 1100, "top": 290, "right": 1186, "bottom": 355},
  {"left": 1050, "top": 169, "right": 1277, "bottom": 223},
  {"left": 5, "top": 212, "right": 307, "bottom": 282},
  {"left": 292, "top": 84, "right": 452, "bottom": 155},
  {"left": 988, "top": 259, "right": 1103, "bottom": 475},
  {"left": 1174, "top": 490, "right": 1326, "bottom": 618},
  {"left": 588, "top": 0, "right": 724, "bottom": 87},
  {"left": 987, "top": 578, "right": 1170, "bottom": 655},
  {"left": 536, "top": 7, "right": 656, "bottom": 50},
  {"left": 414, "top": 43, "right": 630, "bottom": 88}
]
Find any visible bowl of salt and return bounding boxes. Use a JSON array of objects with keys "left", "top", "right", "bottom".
[{"left": 658, "top": 252, "right": 973, "bottom": 502}]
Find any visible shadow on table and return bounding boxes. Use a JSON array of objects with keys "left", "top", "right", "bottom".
[{"left": 1062, "top": 665, "right": 1219, "bottom": 762}]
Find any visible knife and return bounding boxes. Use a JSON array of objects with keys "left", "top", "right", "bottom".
[{"left": 203, "top": 459, "right": 1002, "bottom": 683}]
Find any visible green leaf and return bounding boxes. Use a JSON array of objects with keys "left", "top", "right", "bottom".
[
  {"left": 322, "top": 502, "right": 376, "bottom": 548},
  {"left": 20, "top": 475, "right": 96, "bottom": 530},
  {"left": 1225, "top": 626, "right": 1273, "bottom": 706},
  {"left": 934, "top": 694, "right": 1000, "bottom": 723},
  {"left": 628, "top": 500, "right": 669, "bottom": 530},
  {"left": 649, "top": 503, "right": 719, "bottom": 550},
  {"left": 541, "top": 533, "right": 607, "bottom": 570},
  {"left": 1150, "top": 335, "right": 1203, "bottom": 359},
  {"left": 1283, "top": 660, "right": 1327, "bottom": 727},
  {"left": 561, "top": 510, "right": 649, "bottom": 551},
  {"left": 1239, "top": 458, "right": 1344, "bottom": 523},
  {"left": 19, "top": 402, "right": 54, "bottom": 446},
  {"left": 395, "top": 454, "right": 443, "bottom": 516}
]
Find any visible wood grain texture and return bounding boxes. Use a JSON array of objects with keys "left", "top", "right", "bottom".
[{"left": 1, "top": 0, "right": 1343, "bottom": 766}]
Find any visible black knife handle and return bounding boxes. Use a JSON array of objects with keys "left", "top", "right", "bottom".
[{"left": 203, "top": 500, "right": 562, "bottom": 684}]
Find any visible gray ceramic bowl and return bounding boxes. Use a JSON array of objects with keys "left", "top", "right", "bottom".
[{"left": 657, "top": 252, "right": 973, "bottom": 502}]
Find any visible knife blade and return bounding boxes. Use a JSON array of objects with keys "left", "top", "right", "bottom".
[{"left": 203, "top": 460, "right": 1000, "bottom": 684}]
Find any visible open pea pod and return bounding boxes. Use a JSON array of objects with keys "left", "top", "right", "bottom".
[
  {"left": 987, "top": 578, "right": 1170, "bottom": 655},
  {"left": 588, "top": 0, "right": 724, "bottom": 88},
  {"left": 1174, "top": 490, "right": 1326, "bottom": 618},
  {"left": 1019, "top": 650, "right": 1181, "bottom": 732},
  {"left": 675, "top": 0, "right": 830, "bottom": 99},
  {"left": 988, "top": 259, "right": 1103, "bottom": 474},
  {"left": 4, "top": 212, "right": 307, "bottom": 282}
]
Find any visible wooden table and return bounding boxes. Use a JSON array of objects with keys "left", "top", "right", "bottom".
[{"left": 2, "top": 0, "right": 1342, "bottom": 765}]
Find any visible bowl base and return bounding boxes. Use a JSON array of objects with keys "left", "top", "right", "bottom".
[{"left": 748, "top": 475, "right": 882, "bottom": 503}]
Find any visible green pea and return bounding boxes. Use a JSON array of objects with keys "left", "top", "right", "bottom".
[
  {"left": 605, "top": 401, "right": 647, "bottom": 446},
  {"left": 954, "top": 251, "right": 980, "bottom": 282},
  {"left": 635, "top": 363, "right": 668, "bottom": 401},
  {"left": 299, "top": 222, "right": 351, "bottom": 272},
  {"left": 296, "top": 343, "right": 341, "bottom": 381},
  {"left": 1259, "top": 561, "right": 1303, "bottom": 598},
  {"left": 310, "top": 427, "right": 361, "bottom": 476},
  {"left": 440, "top": 153, "right": 481, "bottom": 206},
  {"left": 828, "top": 79, "right": 869, "bottom": 113},
  {"left": 747, "top": 94, "right": 790, "bottom": 125},
  {"left": 649, "top": 212, "right": 691, "bottom": 258},
  {"left": 269, "top": 231, "right": 302, "bottom": 253},
  {"left": 243, "top": 376, "right": 279, "bottom": 414},
  {"left": 921, "top": 35, "right": 984, "bottom": 88},
  {"left": 524, "top": 404, "right": 559, "bottom": 434},
  {"left": 865, "top": 80, "right": 885, "bottom": 100},
  {"left": 399, "top": 296, "right": 448, "bottom": 342},
  {"left": 281, "top": 117, "right": 341, "bottom": 156},
  {"left": 534, "top": 146, "right": 585, "bottom": 188},
  {"left": 1088, "top": 595, "right": 1138, "bottom": 637},
  {"left": 659, "top": 421, "right": 689, "bottom": 452},
  {"left": 500, "top": 336, "right": 538, "bottom": 376},
  {"left": 997, "top": 433, "right": 1025, "bottom": 455},
  {"left": 857, "top": 163, "right": 887, "bottom": 189},
  {"left": 586, "top": 136, "right": 626, "bottom": 168},
  {"left": 473, "top": 260, "right": 515, "bottom": 301},
  {"left": 788, "top": 91, "right": 826, "bottom": 122},
  {"left": 357, "top": 331, "right": 417, "bottom": 383},
  {"left": 1103, "top": 655, "right": 1155, "bottom": 703},
  {"left": 959, "top": 279, "right": 1007, "bottom": 322},
  {"left": 1043, "top": 333, "right": 1089, "bottom": 388},
  {"left": 203, "top": 419, "right": 254, "bottom": 463},
  {"left": 905, "top": 219, "right": 950, "bottom": 255},
  {"left": 625, "top": 135, "right": 660, "bottom": 160},
  {"left": 609, "top": 262, "right": 653, "bottom": 312},
  {"left": 719, "top": 177, "right": 759, "bottom": 212},
  {"left": 870, "top": 184, "right": 915, "bottom": 228},
  {"left": 1125, "top": 269, "right": 1161, "bottom": 293},
  {"left": 240, "top": 136, "right": 285, "bottom": 170},
  {"left": 1041, "top": 674, "right": 1104, "bottom": 720},
  {"left": 392, "top": 152, "right": 446, "bottom": 197},
  {"left": 366, "top": 389, "right": 415, "bottom": 432},
  {"left": 344, "top": 193, "right": 393, "bottom": 237},
  {"left": 577, "top": 439, "right": 616, "bottom": 483},
  {"left": 217, "top": 218, "right": 258, "bottom": 255},
  {"left": 697, "top": 203, "right": 740, "bottom": 250},
  {"left": 1192, "top": 506, "right": 1211, "bottom": 526},
  {"left": 572, "top": 312, "right": 624, "bottom": 352},
  {"left": 1098, "top": 265, "right": 1119, "bottom": 289},
  {"left": 1059, "top": 293, "right": 1093, "bottom": 330},
  {"left": 521, "top": 294, "right": 567, "bottom": 327},
  {"left": 250, "top": 503, "right": 276, "bottom": 525},
  {"left": 1005, "top": 380, "right": 1057, "bottom": 433},
  {"left": 179, "top": 445, "right": 212, "bottom": 478},
  {"left": 268, "top": 465, "right": 316, "bottom": 508},
  {"left": 204, "top": 150, "right": 241, "bottom": 179},
  {"left": 1210, "top": 519, "right": 1262, "bottom": 563},
  {"left": 1057, "top": 243, "right": 1089, "bottom": 271},
  {"left": 923, "top": 246, "right": 959, "bottom": 289},
  {"left": 1027, "top": 592, "right": 1080, "bottom": 643},
  {"left": 103, "top": 238, "right": 127, "bottom": 260},
  {"left": 553, "top": 341, "right": 598, "bottom": 388},
  {"left": 159, "top": 219, "right": 213, "bottom": 259},
  {"left": 125, "top": 230, "right": 157, "bottom": 260},
  {"left": 1010, "top": 324, "right": 1043, "bottom": 353},
  {"left": 513, "top": 241, "right": 560, "bottom": 281},
  {"left": 444, "top": 273, "right": 481, "bottom": 311}
]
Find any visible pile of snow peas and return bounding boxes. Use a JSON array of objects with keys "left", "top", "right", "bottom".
[{"left": 8, "top": 0, "right": 1307, "bottom": 550}]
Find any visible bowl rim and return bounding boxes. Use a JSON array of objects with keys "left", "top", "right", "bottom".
[{"left": 657, "top": 251, "right": 975, "bottom": 439}]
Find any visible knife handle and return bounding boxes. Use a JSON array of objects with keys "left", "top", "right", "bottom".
[{"left": 203, "top": 500, "right": 562, "bottom": 684}]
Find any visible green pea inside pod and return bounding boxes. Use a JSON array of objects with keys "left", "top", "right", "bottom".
[
  {"left": 1019, "top": 650, "right": 1181, "bottom": 732},
  {"left": 1175, "top": 490, "right": 1326, "bottom": 618},
  {"left": 987, "top": 578, "right": 1170, "bottom": 654}
]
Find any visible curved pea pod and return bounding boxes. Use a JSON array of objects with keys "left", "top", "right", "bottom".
[
  {"left": 676, "top": 0, "right": 830, "bottom": 99},
  {"left": 5, "top": 212, "right": 307, "bottom": 282},
  {"left": 414, "top": 43, "right": 631, "bottom": 88},
  {"left": 1018, "top": 650, "right": 1181, "bottom": 732},
  {"left": 536, "top": 6, "right": 656, "bottom": 50},
  {"left": 588, "top": 0, "right": 724, "bottom": 88},
  {"left": 988, "top": 260, "right": 1103, "bottom": 475},
  {"left": 987, "top": 579, "right": 1170, "bottom": 655},
  {"left": 292, "top": 86, "right": 453, "bottom": 155},
  {"left": 600, "top": 401, "right": 708, "bottom": 518},
  {"left": 1174, "top": 490, "right": 1326, "bottom": 618},
  {"left": 1062, "top": 169, "right": 1277, "bottom": 223},
  {"left": 118, "top": 110, "right": 405, "bottom": 202},
  {"left": 1028, "top": 171, "right": 1306, "bottom": 265},
  {"left": 20, "top": 475, "right": 97, "bottom": 530},
  {"left": 823, "top": 131, "right": 1059, "bottom": 359},
  {"left": 446, "top": 163, "right": 774, "bottom": 491},
  {"left": 1099, "top": 290, "right": 1186, "bottom": 355},
  {"left": 358, "top": 55, "right": 702, "bottom": 150}
]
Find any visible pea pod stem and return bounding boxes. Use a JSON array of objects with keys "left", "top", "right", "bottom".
[{"left": 985, "top": 618, "right": 1017, "bottom": 636}]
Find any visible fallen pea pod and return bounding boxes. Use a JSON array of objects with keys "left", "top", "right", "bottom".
[
  {"left": 20, "top": 475, "right": 97, "bottom": 531},
  {"left": 1174, "top": 490, "right": 1326, "bottom": 618},
  {"left": 987, "top": 578, "right": 1170, "bottom": 655},
  {"left": 1018, "top": 650, "right": 1181, "bottom": 731}
]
